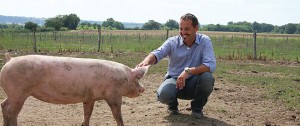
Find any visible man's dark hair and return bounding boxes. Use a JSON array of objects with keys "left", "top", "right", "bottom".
[{"left": 180, "top": 13, "right": 199, "bottom": 28}]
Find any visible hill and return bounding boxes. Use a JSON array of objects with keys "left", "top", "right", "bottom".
[
  {"left": 0, "top": 15, "right": 46, "bottom": 26},
  {"left": 0, "top": 15, "right": 143, "bottom": 28}
]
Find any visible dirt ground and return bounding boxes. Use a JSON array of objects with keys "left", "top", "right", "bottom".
[{"left": 0, "top": 54, "right": 299, "bottom": 126}]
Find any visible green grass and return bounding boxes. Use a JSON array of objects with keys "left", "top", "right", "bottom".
[
  {"left": 211, "top": 35, "right": 300, "bottom": 61},
  {"left": 0, "top": 31, "right": 299, "bottom": 62},
  {"left": 215, "top": 60, "right": 300, "bottom": 110}
]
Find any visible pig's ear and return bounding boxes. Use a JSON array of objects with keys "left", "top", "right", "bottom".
[
  {"left": 5, "top": 53, "right": 11, "bottom": 63},
  {"left": 132, "top": 65, "right": 150, "bottom": 79}
]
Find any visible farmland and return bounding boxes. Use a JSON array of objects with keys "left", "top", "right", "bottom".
[
  {"left": 1, "top": 30, "right": 299, "bottom": 61},
  {"left": 0, "top": 30, "right": 299, "bottom": 125}
]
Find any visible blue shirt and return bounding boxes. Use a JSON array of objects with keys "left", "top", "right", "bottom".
[{"left": 151, "top": 33, "right": 216, "bottom": 78}]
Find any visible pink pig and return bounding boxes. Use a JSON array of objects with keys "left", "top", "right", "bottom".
[{"left": 0, "top": 53, "right": 149, "bottom": 126}]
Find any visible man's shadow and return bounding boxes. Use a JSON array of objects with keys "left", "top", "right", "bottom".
[{"left": 164, "top": 113, "right": 232, "bottom": 126}]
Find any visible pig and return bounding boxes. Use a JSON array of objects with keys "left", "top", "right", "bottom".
[{"left": 0, "top": 53, "right": 149, "bottom": 126}]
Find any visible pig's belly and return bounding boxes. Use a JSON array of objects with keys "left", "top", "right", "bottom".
[{"left": 31, "top": 88, "right": 96, "bottom": 104}]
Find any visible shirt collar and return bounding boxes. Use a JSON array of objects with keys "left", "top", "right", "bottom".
[{"left": 179, "top": 33, "right": 201, "bottom": 46}]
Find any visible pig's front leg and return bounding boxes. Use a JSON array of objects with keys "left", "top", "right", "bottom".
[
  {"left": 106, "top": 98, "right": 124, "bottom": 126},
  {"left": 81, "top": 101, "right": 95, "bottom": 126}
]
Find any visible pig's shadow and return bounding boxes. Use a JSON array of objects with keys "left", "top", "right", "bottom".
[{"left": 164, "top": 113, "right": 232, "bottom": 126}]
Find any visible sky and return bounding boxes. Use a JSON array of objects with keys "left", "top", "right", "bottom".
[{"left": 1, "top": 0, "right": 299, "bottom": 26}]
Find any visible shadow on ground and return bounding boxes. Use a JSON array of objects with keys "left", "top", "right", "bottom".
[{"left": 164, "top": 113, "right": 232, "bottom": 126}]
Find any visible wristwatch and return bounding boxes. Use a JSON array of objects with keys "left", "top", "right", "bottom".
[{"left": 184, "top": 67, "right": 190, "bottom": 74}]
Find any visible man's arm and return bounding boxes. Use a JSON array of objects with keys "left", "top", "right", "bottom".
[
  {"left": 188, "top": 64, "right": 210, "bottom": 74},
  {"left": 176, "top": 64, "right": 211, "bottom": 90},
  {"left": 137, "top": 53, "right": 157, "bottom": 67}
]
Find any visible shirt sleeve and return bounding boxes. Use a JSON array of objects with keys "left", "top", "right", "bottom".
[
  {"left": 150, "top": 38, "right": 172, "bottom": 63},
  {"left": 202, "top": 36, "right": 216, "bottom": 73}
]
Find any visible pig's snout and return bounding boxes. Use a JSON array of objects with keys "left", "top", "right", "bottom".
[{"left": 139, "top": 86, "right": 145, "bottom": 93}]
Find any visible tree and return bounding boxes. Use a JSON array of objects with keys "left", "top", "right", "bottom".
[
  {"left": 63, "top": 14, "right": 80, "bottom": 30},
  {"left": 45, "top": 15, "right": 64, "bottom": 31},
  {"left": 24, "top": 21, "right": 38, "bottom": 31},
  {"left": 0, "top": 24, "right": 9, "bottom": 29},
  {"left": 113, "top": 22, "right": 125, "bottom": 30},
  {"left": 142, "top": 20, "right": 161, "bottom": 30},
  {"left": 227, "top": 21, "right": 234, "bottom": 25},
  {"left": 272, "top": 25, "right": 285, "bottom": 34},
  {"left": 260, "top": 23, "right": 274, "bottom": 33},
  {"left": 297, "top": 23, "right": 300, "bottom": 34},
  {"left": 45, "top": 14, "right": 80, "bottom": 31},
  {"left": 284, "top": 23, "right": 297, "bottom": 34},
  {"left": 203, "top": 24, "right": 219, "bottom": 31},
  {"left": 102, "top": 18, "right": 115, "bottom": 28},
  {"left": 102, "top": 18, "right": 125, "bottom": 30},
  {"left": 252, "top": 21, "right": 261, "bottom": 32},
  {"left": 164, "top": 19, "right": 179, "bottom": 30}
]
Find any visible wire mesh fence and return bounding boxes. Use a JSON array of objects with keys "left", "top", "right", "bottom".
[{"left": 0, "top": 30, "right": 299, "bottom": 62}]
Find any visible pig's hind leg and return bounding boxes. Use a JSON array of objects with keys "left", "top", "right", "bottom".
[
  {"left": 81, "top": 101, "right": 95, "bottom": 126},
  {"left": 1, "top": 96, "right": 28, "bottom": 126},
  {"left": 1, "top": 99, "right": 10, "bottom": 126}
]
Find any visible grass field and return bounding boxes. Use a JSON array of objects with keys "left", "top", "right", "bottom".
[{"left": 0, "top": 30, "right": 299, "bottom": 62}]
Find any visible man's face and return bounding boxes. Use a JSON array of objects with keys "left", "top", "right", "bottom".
[{"left": 179, "top": 19, "right": 198, "bottom": 43}]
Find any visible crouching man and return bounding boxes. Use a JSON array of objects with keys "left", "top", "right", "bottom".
[{"left": 137, "top": 13, "right": 216, "bottom": 119}]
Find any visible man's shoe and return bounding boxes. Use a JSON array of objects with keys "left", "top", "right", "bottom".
[
  {"left": 167, "top": 109, "right": 180, "bottom": 115},
  {"left": 191, "top": 111, "right": 203, "bottom": 119}
]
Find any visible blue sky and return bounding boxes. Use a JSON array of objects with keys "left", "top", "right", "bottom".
[{"left": 1, "top": 0, "right": 299, "bottom": 26}]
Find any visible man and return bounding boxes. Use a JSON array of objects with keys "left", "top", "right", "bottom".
[{"left": 137, "top": 13, "right": 216, "bottom": 119}]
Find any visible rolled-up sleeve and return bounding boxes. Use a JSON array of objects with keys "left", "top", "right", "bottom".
[
  {"left": 150, "top": 39, "right": 172, "bottom": 63},
  {"left": 202, "top": 37, "right": 216, "bottom": 73}
]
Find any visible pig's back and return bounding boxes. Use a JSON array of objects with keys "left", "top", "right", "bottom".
[{"left": 1, "top": 55, "right": 131, "bottom": 104}]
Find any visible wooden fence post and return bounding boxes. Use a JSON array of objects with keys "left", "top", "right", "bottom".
[
  {"left": 138, "top": 33, "right": 141, "bottom": 43},
  {"left": 253, "top": 32, "right": 257, "bottom": 60},
  {"left": 97, "top": 25, "right": 101, "bottom": 52},
  {"left": 33, "top": 28, "right": 37, "bottom": 53},
  {"left": 166, "top": 29, "right": 169, "bottom": 40}
]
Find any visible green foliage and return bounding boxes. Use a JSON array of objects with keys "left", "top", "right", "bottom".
[
  {"left": 78, "top": 22, "right": 101, "bottom": 30},
  {"left": 272, "top": 25, "right": 285, "bottom": 34},
  {"left": 297, "top": 23, "right": 300, "bottom": 34},
  {"left": 284, "top": 23, "right": 297, "bottom": 34},
  {"left": 45, "top": 16, "right": 64, "bottom": 31},
  {"left": 202, "top": 21, "right": 253, "bottom": 32},
  {"left": 142, "top": 20, "right": 162, "bottom": 30},
  {"left": 0, "top": 23, "right": 24, "bottom": 30},
  {"left": 45, "top": 14, "right": 80, "bottom": 31},
  {"left": 102, "top": 18, "right": 125, "bottom": 30},
  {"left": 63, "top": 14, "right": 80, "bottom": 30},
  {"left": 37, "top": 26, "right": 55, "bottom": 32},
  {"left": 202, "top": 21, "right": 299, "bottom": 34},
  {"left": 252, "top": 21, "right": 261, "bottom": 32},
  {"left": 260, "top": 23, "right": 274, "bottom": 32},
  {"left": 164, "top": 19, "right": 179, "bottom": 30},
  {"left": 24, "top": 21, "right": 38, "bottom": 31}
]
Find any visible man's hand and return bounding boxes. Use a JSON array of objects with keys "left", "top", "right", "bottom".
[
  {"left": 136, "top": 62, "right": 149, "bottom": 68},
  {"left": 136, "top": 53, "right": 156, "bottom": 68},
  {"left": 176, "top": 70, "right": 189, "bottom": 90}
]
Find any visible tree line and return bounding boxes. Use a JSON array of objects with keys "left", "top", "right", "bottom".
[
  {"left": 0, "top": 13, "right": 299, "bottom": 34},
  {"left": 202, "top": 21, "right": 300, "bottom": 34}
]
